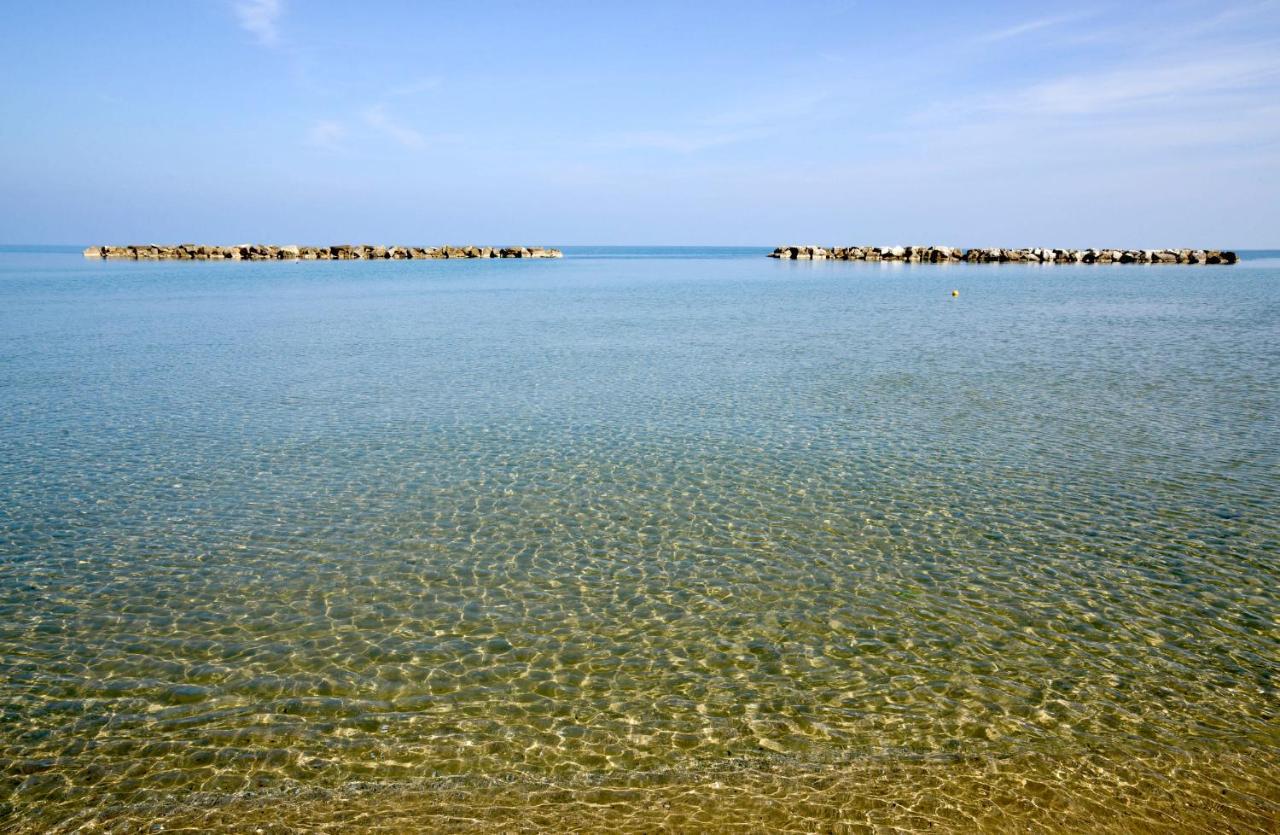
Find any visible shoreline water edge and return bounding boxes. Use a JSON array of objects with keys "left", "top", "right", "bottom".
[
  {"left": 82, "top": 244, "right": 563, "bottom": 260},
  {"left": 770, "top": 244, "right": 1238, "bottom": 264}
]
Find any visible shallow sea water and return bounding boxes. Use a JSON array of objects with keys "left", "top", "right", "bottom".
[{"left": 0, "top": 247, "right": 1277, "bottom": 832}]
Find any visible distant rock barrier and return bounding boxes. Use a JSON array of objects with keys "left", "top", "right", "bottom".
[
  {"left": 769, "top": 245, "right": 1237, "bottom": 264},
  {"left": 82, "top": 244, "right": 563, "bottom": 260}
]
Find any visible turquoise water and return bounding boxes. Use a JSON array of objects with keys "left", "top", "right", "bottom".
[{"left": 1, "top": 248, "right": 1277, "bottom": 831}]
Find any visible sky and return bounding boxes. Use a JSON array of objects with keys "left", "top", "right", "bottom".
[{"left": 1, "top": 0, "right": 1278, "bottom": 246}]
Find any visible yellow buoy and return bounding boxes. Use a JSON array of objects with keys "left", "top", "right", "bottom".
[{"left": 951, "top": 289, "right": 959, "bottom": 297}]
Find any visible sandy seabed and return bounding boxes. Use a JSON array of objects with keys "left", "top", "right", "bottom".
[{"left": 17, "top": 748, "right": 1278, "bottom": 834}]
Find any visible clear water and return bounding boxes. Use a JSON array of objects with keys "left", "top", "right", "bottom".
[{"left": 1, "top": 248, "right": 1277, "bottom": 832}]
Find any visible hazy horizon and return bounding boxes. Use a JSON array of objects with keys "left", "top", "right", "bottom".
[{"left": 3, "top": 1, "right": 1279, "bottom": 247}]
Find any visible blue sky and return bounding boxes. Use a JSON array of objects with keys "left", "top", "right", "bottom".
[{"left": 2, "top": 1, "right": 1278, "bottom": 246}]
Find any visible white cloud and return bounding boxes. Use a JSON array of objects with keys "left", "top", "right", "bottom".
[
  {"left": 886, "top": 34, "right": 1280, "bottom": 188},
  {"left": 234, "top": 0, "right": 283, "bottom": 47},
  {"left": 593, "top": 90, "right": 832, "bottom": 154},
  {"left": 387, "top": 77, "right": 443, "bottom": 98},
  {"left": 977, "top": 13, "right": 1086, "bottom": 43},
  {"left": 1008, "top": 51, "right": 1280, "bottom": 115},
  {"left": 307, "top": 120, "right": 346, "bottom": 151},
  {"left": 599, "top": 129, "right": 763, "bottom": 154},
  {"left": 362, "top": 104, "right": 427, "bottom": 150}
]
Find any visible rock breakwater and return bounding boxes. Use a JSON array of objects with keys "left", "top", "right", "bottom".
[
  {"left": 769, "top": 245, "right": 1237, "bottom": 264},
  {"left": 83, "top": 244, "right": 563, "bottom": 260}
]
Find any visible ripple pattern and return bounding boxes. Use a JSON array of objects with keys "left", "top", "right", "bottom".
[{"left": 1, "top": 251, "right": 1277, "bottom": 831}]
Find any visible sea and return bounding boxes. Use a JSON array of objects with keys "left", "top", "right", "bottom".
[{"left": 1, "top": 246, "right": 1277, "bottom": 831}]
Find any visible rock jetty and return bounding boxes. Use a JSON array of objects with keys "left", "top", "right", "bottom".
[
  {"left": 769, "top": 245, "right": 1237, "bottom": 264},
  {"left": 82, "top": 244, "right": 563, "bottom": 260}
]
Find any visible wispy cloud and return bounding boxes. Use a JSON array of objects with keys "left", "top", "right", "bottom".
[
  {"left": 895, "top": 29, "right": 1280, "bottom": 177},
  {"left": 1009, "top": 50, "right": 1280, "bottom": 115},
  {"left": 234, "top": 0, "right": 283, "bottom": 47},
  {"left": 307, "top": 120, "right": 346, "bottom": 152},
  {"left": 599, "top": 128, "right": 765, "bottom": 154},
  {"left": 362, "top": 104, "right": 427, "bottom": 150},
  {"left": 387, "top": 77, "right": 443, "bottom": 98},
  {"left": 593, "top": 89, "right": 832, "bottom": 154},
  {"left": 300, "top": 78, "right": 447, "bottom": 153},
  {"left": 978, "top": 13, "right": 1088, "bottom": 43}
]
